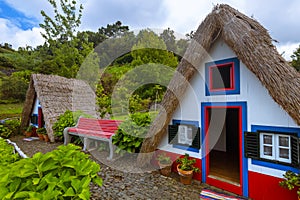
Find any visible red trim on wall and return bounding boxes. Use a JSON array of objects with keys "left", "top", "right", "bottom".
[
  {"left": 248, "top": 171, "right": 297, "bottom": 200},
  {"left": 204, "top": 105, "right": 243, "bottom": 195}
]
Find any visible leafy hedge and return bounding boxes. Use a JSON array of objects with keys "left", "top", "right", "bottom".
[
  {"left": 0, "top": 118, "right": 21, "bottom": 138},
  {"left": 112, "top": 112, "right": 151, "bottom": 153},
  {"left": 0, "top": 144, "right": 102, "bottom": 200},
  {"left": 53, "top": 110, "right": 92, "bottom": 141},
  {"left": 0, "top": 138, "right": 20, "bottom": 167}
]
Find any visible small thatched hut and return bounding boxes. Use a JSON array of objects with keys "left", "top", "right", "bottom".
[
  {"left": 21, "top": 74, "right": 97, "bottom": 142},
  {"left": 137, "top": 4, "right": 300, "bottom": 199}
]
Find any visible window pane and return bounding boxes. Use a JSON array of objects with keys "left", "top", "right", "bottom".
[
  {"left": 263, "top": 135, "right": 273, "bottom": 145},
  {"left": 279, "top": 136, "right": 289, "bottom": 147},
  {"left": 263, "top": 146, "right": 273, "bottom": 156},
  {"left": 178, "top": 125, "right": 187, "bottom": 144},
  {"left": 186, "top": 127, "right": 193, "bottom": 146},
  {"left": 279, "top": 148, "right": 289, "bottom": 159},
  {"left": 211, "top": 64, "right": 232, "bottom": 89}
]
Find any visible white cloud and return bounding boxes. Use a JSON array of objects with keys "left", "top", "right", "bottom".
[
  {"left": 0, "top": 18, "right": 44, "bottom": 49},
  {"left": 80, "top": 0, "right": 167, "bottom": 31},
  {"left": 161, "top": 0, "right": 211, "bottom": 34},
  {"left": 276, "top": 42, "right": 299, "bottom": 61},
  {"left": 161, "top": 0, "right": 249, "bottom": 35},
  {"left": 3, "top": 0, "right": 52, "bottom": 21}
]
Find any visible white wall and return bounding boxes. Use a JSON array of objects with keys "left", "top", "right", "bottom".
[{"left": 158, "top": 38, "right": 299, "bottom": 166}]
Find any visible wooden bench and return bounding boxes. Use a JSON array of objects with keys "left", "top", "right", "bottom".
[{"left": 63, "top": 117, "right": 122, "bottom": 160}]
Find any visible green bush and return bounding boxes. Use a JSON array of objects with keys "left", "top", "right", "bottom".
[
  {"left": 0, "top": 144, "right": 102, "bottom": 200},
  {"left": 0, "top": 124, "right": 12, "bottom": 138},
  {"left": 1, "top": 72, "right": 30, "bottom": 102},
  {"left": 0, "top": 138, "right": 20, "bottom": 167},
  {"left": 112, "top": 112, "right": 151, "bottom": 154},
  {"left": 53, "top": 110, "right": 91, "bottom": 142},
  {"left": 279, "top": 170, "right": 300, "bottom": 197},
  {"left": 4, "top": 118, "right": 21, "bottom": 136}
]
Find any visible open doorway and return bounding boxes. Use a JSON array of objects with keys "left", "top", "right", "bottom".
[{"left": 207, "top": 107, "right": 240, "bottom": 185}]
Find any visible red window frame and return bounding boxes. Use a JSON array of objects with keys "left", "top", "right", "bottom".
[{"left": 208, "top": 62, "right": 235, "bottom": 92}]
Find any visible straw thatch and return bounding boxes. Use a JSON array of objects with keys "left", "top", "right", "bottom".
[
  {"left": 137, "top": 4, "right": 300, "bottom": 166},
  {"left": 20, "top": 74, "right": 97, "bottom": 142}
]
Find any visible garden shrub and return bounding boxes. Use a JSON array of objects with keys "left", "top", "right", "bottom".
[
  {"left": 0, "top": 138, "right": 20, "bottom": 167},
  {"left": 279, "top": 170, "right": 300, "bottom": 197},
  {"left": 4, "top": 118, "right": 21, "bottom": 136},
  {"left": 0, "top": 144, "right": 102, "bottom": 200},
  {"left": 0, "top": 124, "right": 12, "bottom": 138},
  {"left": 53, "top": 110, "right": 92, "bottom": 142},
  {"left": 112, "top": 112, "right": 151, "bottom": 153},
  {"left": 0, "top": 118, "right": 21, "bottom": 138}
]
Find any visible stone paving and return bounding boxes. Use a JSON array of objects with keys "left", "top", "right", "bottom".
[{"left": 89, "top": 151, "right": 204, "bottom": 200}]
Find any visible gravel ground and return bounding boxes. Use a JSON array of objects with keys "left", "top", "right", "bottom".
[
  {"left": 9, "top": 135, "right": 245, "bottom": 200},
  {"left": 9, "top": 135, "right": 63, "bottom": 157}
]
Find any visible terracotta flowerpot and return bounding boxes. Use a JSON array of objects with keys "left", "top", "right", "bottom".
[
  {"left": 37, "top": 133, "right": 44, "bottom": 141},
  {"left": 25, "top": 131, "right": 32, "bottom": 137},
  {"left": 177, "top": 165, "right": 193, "bottom": 185},
  {"left": 158, "top": 161, "right": 172, "bottom": 176},
  {"left": 43, "top": 134, "right": 50, "bottom": 142}
]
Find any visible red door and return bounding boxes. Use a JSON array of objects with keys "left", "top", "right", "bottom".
[{"left": 204, "top": 106, "right": 243, "bottom": 195}]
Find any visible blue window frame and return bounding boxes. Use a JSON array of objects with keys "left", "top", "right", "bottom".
[
  {"left": 169, "top": 120, "right": 200, "bottom": 153},
  {"left": 205, "top": 57, "right": 240, "bottom": 96},
  {"left": 250, "top": 125, "right": 300, "bottom": 171}
]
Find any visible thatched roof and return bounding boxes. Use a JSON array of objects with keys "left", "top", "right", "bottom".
[
  {"left": 21, "top": 74, "right": 97, "bottom": 142},
  {"left": 137, "top": 4, "right": 300, "bottom": 166}
]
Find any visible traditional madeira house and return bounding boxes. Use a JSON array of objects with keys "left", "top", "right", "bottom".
[
  {"left": 137, "top": 4, "right": 300, "bottom": 200},
  {"left": 21, "top": 74, "right": 97, "bottom": 142}
]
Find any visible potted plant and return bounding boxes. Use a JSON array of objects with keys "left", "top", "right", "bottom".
[
  {"left": 38, "top": 127, "right": 49, "bottom": 142},
  {"left": 156, "top": 152, "right": 173, "bottom": 176},
  {"left": 36, "top": 127, "right": 46, "bottom": 141},
  {"left": 279, "top": 170, "right": 300, "bottom": 199},
  {"left": 176, "top": 153, "right": 200, "bottom": 185},
  {"left": 25, "top": 125, "right": 35, "bottom": 137}
]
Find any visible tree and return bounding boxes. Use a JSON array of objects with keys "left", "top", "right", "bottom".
[
  {"left": 98, "top": 21, "right": 129, "bottom": 39},
  {"left": 176, "top": 38, "right": 189, "bottom": 57},
  {"left": 95, "top": 31, "right": 136, "bottom": 68},
  {"left": 160, "top": 28, "right": 177, "bottom": 53},
  {"left": 80, "top": 21, "right": 130, "bottom": 48},
  {"left": 131, "top": 29, "right": 178, "bottom": 68},
  {"left": 291, "top": 46, "right": 300, "bottom": 71},
  {"left": 38, "top": 0, "right": 97, "bottom": 78},
  {"left": 39, "top": 0, "right": 83, "bottom": 44},
  {"left": 1, "top": 71, "right": 31, "bottom": 101}
]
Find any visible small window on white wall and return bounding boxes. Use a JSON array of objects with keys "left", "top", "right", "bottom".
[
  {"left": 260, "top": 133, "right": 291, "bottom": 163},
  {"left": 168, "top": 123, "right": 201, "bottom": 150},
  {"left": 178, "top": 125, "right": 193, "bottom": 146}
]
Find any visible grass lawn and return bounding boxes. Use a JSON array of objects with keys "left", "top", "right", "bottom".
[{"left": 0, "top": 103, "right": 23, "bottom": 119}]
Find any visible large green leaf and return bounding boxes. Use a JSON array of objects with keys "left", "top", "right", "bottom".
[{"left": 63, "top": 187, "right": 75, "bottom": 197}]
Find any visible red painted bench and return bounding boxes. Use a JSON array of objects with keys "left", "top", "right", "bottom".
[{"left": 63, "top": 117, "right": 122, "bottom": 160}]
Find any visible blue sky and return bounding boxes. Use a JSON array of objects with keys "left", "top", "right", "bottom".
[
  {"left": 0, "top": 0, "right": 300, "bottom": 60},
  {"left": 0, "top": 1, "right": 38, "bottom": 30}
]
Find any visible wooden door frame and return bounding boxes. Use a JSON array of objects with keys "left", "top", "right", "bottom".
[{"left": 201, "top": 102, "right": 248, "bottom": 196}]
